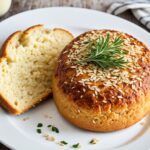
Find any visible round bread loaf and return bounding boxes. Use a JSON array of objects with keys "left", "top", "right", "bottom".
[{"left": 52, "top": 30, "right": 150, "bottom": 132}]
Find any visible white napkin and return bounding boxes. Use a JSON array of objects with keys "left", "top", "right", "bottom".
[{"left": 107, "top": 0, "right": 150, "bottom": 30}]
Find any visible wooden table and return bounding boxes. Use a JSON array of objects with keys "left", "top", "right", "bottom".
[{"left": 0, "top": 0, "right": 148, "bottom": 149}]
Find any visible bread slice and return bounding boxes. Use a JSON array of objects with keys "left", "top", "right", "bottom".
[{"left": 0, "top": 24, "right": 73, "bottom": 115}]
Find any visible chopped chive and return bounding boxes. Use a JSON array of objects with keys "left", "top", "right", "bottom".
[
  {"left": 37, "top": 123, "right": 43, "bottom": 127},
  {"left": 60, "top": 141, "right": 68, "bottom": 145},
  {"left": 47, "top": 124, "right": 59, "bottom": 133},
  {"left": 72, "top": 143, "right": 80, "bottom": 148},
  {"left": 36, "top": 129, "right": 42, "bottom": 134},
  {"left": 89, "top": 138, "right": 99, "bottom": 144},
  {"left": 90, "top": 139, "right": 94, "bottom": 144},
  {"left": 52, "top": 126, "right": 59, "bottom": 133}
]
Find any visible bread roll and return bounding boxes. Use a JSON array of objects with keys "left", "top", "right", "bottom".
[{"left": 53, "top": 29, "right": 150, "bottom": 132}]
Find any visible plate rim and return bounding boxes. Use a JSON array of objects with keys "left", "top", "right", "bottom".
[{"left": 0, "top": 6, "right": 150, "bottom": 150}]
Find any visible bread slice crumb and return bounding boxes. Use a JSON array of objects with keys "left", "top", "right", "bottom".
[
  {"left": 0, "top": 24, "right": 73, "bottom": 115},
  {"left": 43, "top": 134, "right": 55, "bottom": 141}
]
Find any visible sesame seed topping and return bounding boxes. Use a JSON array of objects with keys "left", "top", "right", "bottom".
[
  {"left": 117, "top": 95, "right": 123, "bottom": 99},
  {"left": 92, "top": 120, "right": 96, "bottom": 124},
  {"left": 83, "top": 88, "right": 86, "bottom": 92},
  {"left": 62, "top": 30, "right": 149, "bottom": 102},
  {"left": 80, "top": 95, "right": 83, "bottom": 98},
  {"left": 102, "top": 100, "right": 107, "bottom": 103},
  {"left": 77, "top": 109, "right": 81, "bottom": 113}
]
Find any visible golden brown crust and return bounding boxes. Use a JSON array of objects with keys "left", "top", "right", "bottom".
[
  {"left": 53, "top": 29, "right": 150, "bottom": 131},
  {"left": 0, "top": 24, "right": 73, "bottom": 115},
  {"left": 55, "top": 30, "right": 150, "bottom": 109},
  {"left": 0, "top": 91, "right": 52, "bottom": 115},
  {"left": 0, "top": 94, "right": 18, "bottom": 114},
  {"left": 1, "top": 24, "right": 74, "bottom": 57},
  {"left": 53, "top": 28, "right": 74, "bottom": 39},
  {"left": 23, "top": 24, "right": 43, "bottom": 33},
  {"left": 53, "top": 76, "right": 150, "bottom": 131},
  {"left": 1, "top": 31, "right": 22, "bottom": 57}
]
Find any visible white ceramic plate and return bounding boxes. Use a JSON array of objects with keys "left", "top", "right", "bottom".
[{"left": 0, "top": 7, "right": 150, "bottom": 150}]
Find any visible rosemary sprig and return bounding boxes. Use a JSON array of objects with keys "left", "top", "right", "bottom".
[{"left": 79, "top": 33, "right": 128, "bottom": 69}]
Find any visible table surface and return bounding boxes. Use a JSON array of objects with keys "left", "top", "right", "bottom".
[{"left": 0, "top": 0, "right": 148, "bottom": 149}]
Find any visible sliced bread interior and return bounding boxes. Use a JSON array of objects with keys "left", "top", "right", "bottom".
[{"left": 0, "top": 25, "right": 73, "bottom": 114}]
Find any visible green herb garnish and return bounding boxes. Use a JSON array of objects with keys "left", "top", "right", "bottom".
[
  {"left": 72, "top": 143, "right": 80, "bottom": 148},
  {"left": 52, "top": 126, "right": 59, "bottom": 133},
  {"left": 47, "top": 125, "right": 59, "bottom": 133},
  {"left": 36, "top": 129, "right": 42, "bottom": 134},
  {"left": 37, "top": 123, "right": 43, "bottom": 127},
  {"left": 60, "top": 141, "right": 68, "bottom": 145},
  {"left": 79, "top": 33, "right": 128, "bottom": 69},
  {"left": 89, "top": 138, "right": 99, "bottom": 144}
]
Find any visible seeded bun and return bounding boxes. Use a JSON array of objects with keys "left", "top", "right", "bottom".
[{"left": 52, "top": 30, "right": 150, "bottom": 132}]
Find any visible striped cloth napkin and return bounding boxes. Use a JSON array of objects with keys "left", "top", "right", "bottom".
[{"left": 107, "top": 0, "right": 150, "bottom": 30}]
